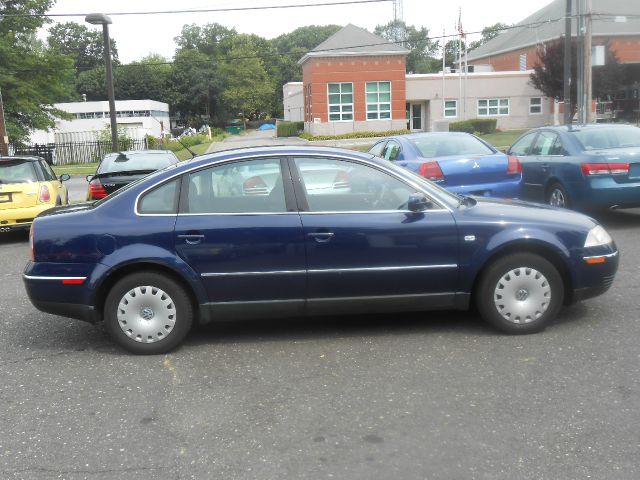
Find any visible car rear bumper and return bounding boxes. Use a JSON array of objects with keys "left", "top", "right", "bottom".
[
  {"left": 0, "top": 204, "right": 57, "bottom": 230},
  {"left": 583, "top": 178, "right": 640, "bottom": 209},
  {"left": 446, "top": 179, "right": 522, "bottom": 199}
]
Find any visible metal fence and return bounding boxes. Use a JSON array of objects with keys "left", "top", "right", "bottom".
[{"left": 10, "top": 138, "right": 149, "bottom": 166}]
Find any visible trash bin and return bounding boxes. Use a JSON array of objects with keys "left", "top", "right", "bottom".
[{"left": 224, "top": 126, "right": 242, "bottom": 135}]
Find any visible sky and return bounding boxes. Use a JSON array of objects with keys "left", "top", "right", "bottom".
[{"left": 44, "top": 0, "right": 555, "bottom": 63}]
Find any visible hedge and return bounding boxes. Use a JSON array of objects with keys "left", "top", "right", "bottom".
[
  {"left": 300, "top": 129, "right": 410, "bottom": 141},
  {"left": 449, "top": 118, "right": 497, "bottom": 135},
  {"left": 277, "top": 121, "right": 304, "bottom": 137}
]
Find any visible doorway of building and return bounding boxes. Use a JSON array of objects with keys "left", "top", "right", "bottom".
[{"left": 406, "top": 102, "right": 426, "bottom": 131}]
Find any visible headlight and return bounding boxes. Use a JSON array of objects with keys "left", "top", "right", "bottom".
[{"left": 584, "top": 225, "right": 612, "bottom": 247}]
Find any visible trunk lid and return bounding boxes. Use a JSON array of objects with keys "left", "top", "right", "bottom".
[
  {"left": 437, "top": 153, "right": 516, "bottom": 186},
  {"left": 0, "top": 181, "right": 41, "bottom": 210}
]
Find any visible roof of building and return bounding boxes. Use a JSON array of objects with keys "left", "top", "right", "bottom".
[
  {"left": 298, "top": 23, "right": 409, "bottom": 64},
  {"left": 468, "top": 0, "right": 640, "bottom": 62}
]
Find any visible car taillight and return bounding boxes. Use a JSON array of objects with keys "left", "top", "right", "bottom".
[
  {"left": 419, "top": 161, "right": 444, "bottom": 182},
  {"left": 29, "top": 224, "right": 35, "bottom": 261},
  {"left": 39, "top": 185, "right": 50, "bottom": 203},
  {"left": 581, "top": 163, "right": 630, "bottom": 176},
  {"left": 88, "top": 179, "right": 109, "bottom": 199},
  {"left": 332, "top": 170, "right": 350, "bottom": 189},
  {"left": 506, "top": 155, "right": 522, "bottom": 175},
  {"left": 243, "top": 176, "right": 269, "bottom": 195}
]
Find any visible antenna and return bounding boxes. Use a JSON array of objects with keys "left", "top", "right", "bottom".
[{"left": 393, "top": 0, "right": 403, "bottom": 22}]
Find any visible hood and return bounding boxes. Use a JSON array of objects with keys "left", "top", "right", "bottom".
[{"left": 460, "top": 196, "right": 597, "bottom": 231}]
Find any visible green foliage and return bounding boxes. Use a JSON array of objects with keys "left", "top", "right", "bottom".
[
  {"left": 301, "top": 129, "right": 410, "bottom": 141},
  {"left": 449, "top": 119, "right": 497, "bottom": 135},
  {"left": 165, "top": 134, "right": 210, "bottom": 152},
  {"left": 374, "top": 20, "right": 440, "bottom": 74},
  {"left": 97, "top": 126, "right": 134, "bottom": 151},
  {"left": 468, "top": 23, "right": 510, "bottom": 51},
  {"left": 277, "top": 121, "right": 304, "bottom": 137},
  {"left": 47, "top": 22, "right": 119, "bottom": 73},
  {"left": 0, "top": 0, "right": 76, "bottom": 142}
]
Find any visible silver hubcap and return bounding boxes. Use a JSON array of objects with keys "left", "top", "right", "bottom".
[
  {"left": 117, "top": 286, "right": 176, "bottom": 343},
  {"left": 494, "top": 267, "right": 551, "bottom": 324},
  {"left": 549, "top": 189, "right": 566, "bottom": 207}
]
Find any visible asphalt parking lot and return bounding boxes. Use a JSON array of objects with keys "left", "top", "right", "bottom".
[{"left": 1, "top": 209, "right": 639, "bottom": 479}]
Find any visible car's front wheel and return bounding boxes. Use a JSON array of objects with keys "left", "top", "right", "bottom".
[
  {"left": 104, "top": 272, "right": 193, "bottom": 354},
  {"left": 476, "top": 253, "right": 564, "bottom": 334}
]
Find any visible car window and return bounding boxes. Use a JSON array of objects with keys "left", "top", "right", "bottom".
[
  {"left": 293, "top": 157, "right": 417, "bottom": 212},
  {"left": 509, "top": 132, "right": 538, "bottom": 156},
  {"left": 98, "top": 151, "right": 178, "bottom": 174},
  {"left": 369, "top": 141, "right": 387, "bottom": 158},
  {"left": 382, "top": 141, "right": 401, "bottom": 161},
  {"left": 138, "top": 179, "right": 179, "bottom": 214},
  {"left": 531, "top": 131, "right": 560, "bottom": 156},
  {"left": 572, "top": 127, "right": 640, "bottom": 151},
  {"left": 39, "top": 160, "right": 56, "bottom": 181},
  {"left": 549, "top": 135, "right": 566, "bottom": 156},
  {"left": 0, "top": 160, "right": 38, "bottom": 184},
  {"left": 410, "top": 134, "right": 494, "bottom": 158},
  {"left": 185, "top": 158, "right": 286, "bottom": 214}
]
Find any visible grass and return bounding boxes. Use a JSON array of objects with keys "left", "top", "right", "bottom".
[
  {"left": 479, "top": 129, "right": 527, "bottom": 150},
  {"left": 174, "top": 141, "right": 213, "bottom": 161},
  {"left": 52, "top": 162, "right": 98, "bottom": 176}
]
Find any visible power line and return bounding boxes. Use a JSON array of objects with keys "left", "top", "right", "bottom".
[{"left": 0, "top": 0, "right": 393, "bottom": 18}]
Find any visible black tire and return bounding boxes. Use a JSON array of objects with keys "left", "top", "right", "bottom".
[
  {"left": 476, "top": 253, "right": 564, "bottom": 334},
  {"left": 104, "top": 272, "right": 193, "bottom": 354},
  {"left": 546, "top": 183, "right": 570, "bottom": 209}
]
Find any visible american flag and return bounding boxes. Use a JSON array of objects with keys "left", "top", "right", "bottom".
[{"left": 458, "top": 8, "right": 465, "bottom": 39}]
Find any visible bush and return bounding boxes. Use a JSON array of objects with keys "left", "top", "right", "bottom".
[
  {"left": 449, "top": 118, "right": 497, "bottom": 135},
  {"left": 277, "top": 121, "right": 304, "bottom": 137},
  {"left": 301, "top": 129, "right": 410, "bottom": 141}
]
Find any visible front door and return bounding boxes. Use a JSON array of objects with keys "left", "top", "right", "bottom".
[
  {"left": 290, "top": 156, "right": 459, "bottom": 315},
  {"left": 406, "top": 103, "right": 424, "bottom": 131},
  {"left": 174, "top": 157, "right": 306, "bottom": 319}
]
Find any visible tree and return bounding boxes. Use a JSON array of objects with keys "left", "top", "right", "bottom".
[
  {"left": 115, "top": 54, "right": 172, "bottom": 104},
  {"left": 374, "top": 20, "right": 440, "bottom": 73},
  {"left": 218, "top": 38, "right": 275, "bottom": 120},
  {"left": 443, "top": 39, "right": 466, "bottom": 69},
  {"left": 47, "top": 22, "right": 119, "bottom": 73},
  {"left": 468, "top": 22, "right": 510, "bottom": 51},
  {"left": 530, "top": 39, "right": 625, "bottom": 119},
  {"left": 0, "top": 1, "right": 75, "bottom": 142}
]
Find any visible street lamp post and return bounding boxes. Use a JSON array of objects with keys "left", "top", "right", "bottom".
[{"left": 85, "top": 13, "right": 118, "bottom": 152}]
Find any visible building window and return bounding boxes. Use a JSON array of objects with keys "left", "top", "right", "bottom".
[
  {"left": 327, "top": 83, "right": 353, "bottom": 121},
  {"left": 478, "top": 98, "right": 509, "bottom": 116},
  {"left": 530, "top": 97, "right": 543, "bottom": 114},
  {"left": 444, "top": 100, "right": 457, "bottom": 118},
  {"left": 519, "top": 54, "right": 527, "bottom": 71},
  {"left": 366, "top": 81, "right": 391, "bottom": 120}
]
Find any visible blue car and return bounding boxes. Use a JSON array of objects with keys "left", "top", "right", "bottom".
[
  {"left": 23, "top": 147, "right": 618, "bottom": 354},
  {"left": 507, "top": 124, "right": 640, "bottom": 210},
  {"left": 369, "top": 132, "right": 523, "bottom": 198}
]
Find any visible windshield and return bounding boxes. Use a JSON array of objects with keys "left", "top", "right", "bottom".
[
  {"left": 410, "top": 134, "right": 495, "bottom": 158},
  {"left": 572, "top": 126, "right": 640, "bottom": 151},
  {"left": 98, "top": 152, "right": 178, "bottom": 174},
  {"left": 0, "top": 160, "right": 38, "bottom": 184}
]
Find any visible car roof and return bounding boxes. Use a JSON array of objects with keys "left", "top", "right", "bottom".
[
  {"left": 103, "top": 150, "right": 177, "bottom": 157},
  {"left": 0, "top": 156, "right": 45, "bottom": 162},
  {"left": 535, "top": 124, "right": 638, "bottom": 133}
]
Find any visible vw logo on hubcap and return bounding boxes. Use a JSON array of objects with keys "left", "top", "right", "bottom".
[
  {"left": 515, "top": 289, "right": 529, "bottom": 301},
  {"left": 140, "top": 307, "right": 155, "bottom": 320}
]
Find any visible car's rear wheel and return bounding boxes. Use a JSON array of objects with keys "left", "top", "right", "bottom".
[
  {"left": 547, "top": 183, "right": 570, "bottom": 208},
  {"left": 104, "top": 272, "right": 193, "bottom": 354},
  {"left": 476, "top": 253, "right": 564, "bottom": 334}
]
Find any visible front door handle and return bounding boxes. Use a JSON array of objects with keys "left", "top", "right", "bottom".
[
  {"left": 177, "top": 234, "right": 205, "bottom": 245},
  {"left": 307, "top": 232, "right": 335, "bottom": 243}
]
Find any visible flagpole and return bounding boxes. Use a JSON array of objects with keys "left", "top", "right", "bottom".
[
  {"left": 464, "top": 28, "right": 468, "bottom": 120},
  {"left": 458, "top": 13, "right": 462, "bottom": 122},
  {"left": 442, "top": 28, "right": 446, "bottom": 120}
]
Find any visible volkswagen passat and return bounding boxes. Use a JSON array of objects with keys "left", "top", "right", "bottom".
[{"left": 23, "top": 147, "right": 618, "bottom": 354}]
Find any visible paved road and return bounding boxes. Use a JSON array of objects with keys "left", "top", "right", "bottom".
[{"left": 1, "top": 210, "right": 639, "bottom": 479}]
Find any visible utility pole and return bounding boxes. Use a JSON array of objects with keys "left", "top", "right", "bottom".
[
  {"left": 584, "top": 0, "right": 593, "bottom": 123},
  {"left": 0, "top": 89, "right": 8, "bottom": 156},
  {"left": 576, "top": 0, "right": 584, "bottom": 124},
  {"left": 563, "top": 0, "right": 572, "bottom": 125}
]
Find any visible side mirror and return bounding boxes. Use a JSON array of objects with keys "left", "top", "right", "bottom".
[
  {"left": 407, "top": 192, "right": 432, "bottom": 212},
  {"left": 59, "top": 173, "right": 71, "bottom": 182},
  {"left": 86, "top": 174, "right": 94, "bottom": 182}
]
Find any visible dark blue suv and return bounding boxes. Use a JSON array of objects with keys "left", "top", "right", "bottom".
[{"left": 23, "top": 147, "right": 619, "bottom": 354}]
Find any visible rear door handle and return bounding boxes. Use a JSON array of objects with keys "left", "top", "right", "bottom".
[
  {"left": 177, "top": 234, "right": 205, "bottom": 245},
  {"left": 307, "top": 232, "right": 335, "bottom": 243}
]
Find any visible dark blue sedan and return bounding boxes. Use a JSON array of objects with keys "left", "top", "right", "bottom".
[
  {"left": 508, "top": 124, "right": 640, "bottom": 210},
  {"left": 23, "top": 147, "right": 618, "bottom": 354},
  {"left": 369, "top": 132, "right": 523, "bottom": 199}
]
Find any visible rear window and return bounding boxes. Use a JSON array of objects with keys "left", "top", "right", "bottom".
[
  {"left": 410, "top": 134, "right": 495, "bottom": 158},
  {"left": 98, "top": 152, "right": 178, "bottom": 174},
  {"left": 0, "top": 160, "right": 38, "bottom": 183},
  {"left": 572, "top": 127, "right": 640, "bottom": 150}
]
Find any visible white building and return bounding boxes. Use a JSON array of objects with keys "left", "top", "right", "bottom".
[
  {"left": 283, "top": 82, "right": 304, "bottom": 122},
  {"left": 30, "top": 99, "right": 170, "bottom": 144}
]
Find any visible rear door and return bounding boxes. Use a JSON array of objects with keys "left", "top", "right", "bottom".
[{"left": 174, "top": 156, "right": 306, "bottom": 318}]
